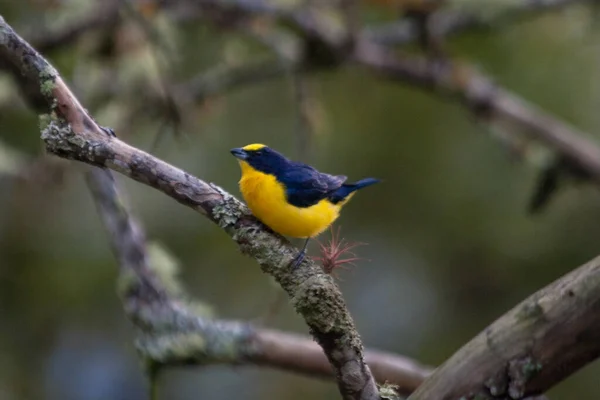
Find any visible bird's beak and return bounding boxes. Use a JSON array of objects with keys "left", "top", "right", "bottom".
[{"left": 230, "top": 148, "right": 248, "bottom": 160}]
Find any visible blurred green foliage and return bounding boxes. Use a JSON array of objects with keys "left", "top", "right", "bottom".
[{"left": 1, "top": 1, "right": 600, "bottom": 399}]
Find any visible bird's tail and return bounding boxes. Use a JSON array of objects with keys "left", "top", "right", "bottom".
[{"left": 329, "top": 178, "right": 380, "bottom": 204}]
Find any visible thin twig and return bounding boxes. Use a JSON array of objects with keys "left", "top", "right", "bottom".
[
  {"left": 292, "top": 72, "right": 314, "bottom": 160},
  {"left": 120, "top": 0, "right": 184, "bottom": 149},
  {"left": 177, "top": 59, "right": 294, "bottom": 104}
]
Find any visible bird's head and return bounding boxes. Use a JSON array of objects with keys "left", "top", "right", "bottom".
[
  {"left": 230, "top": 143, "right": 267, "bottom": 161},
  {"left": 230, "top": 144, "right": 287, "bottom": 175}
]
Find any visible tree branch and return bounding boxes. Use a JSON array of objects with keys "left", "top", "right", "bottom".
[
  {"left": 407, "top": 254, "right": 600, "bottom": 400},
  {"left": 87, "top": 169, "right": 434, "bottom": 396},
  {"left": 352, "top": 41, "right": 600, "bottom": 182},
  {"left": 0, "top": 15, "right": 380, "bottom": 400},
  {"left": 168, "top": 0, "right": 597, "bottom": 102},
  {"left": 363, "top": 0, "right": 595, "bottom": 47},
  {"left": 252, "top": 329, "right": 430, "bottom": 393}
]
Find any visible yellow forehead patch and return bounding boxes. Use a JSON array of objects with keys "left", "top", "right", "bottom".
[{"left": 242, "top": 143, "right": 266, "bottom": 151}]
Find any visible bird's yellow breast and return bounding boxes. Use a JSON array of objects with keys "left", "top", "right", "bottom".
[{"left": 238, "top": 161, "right": 342, "bottom": 238}]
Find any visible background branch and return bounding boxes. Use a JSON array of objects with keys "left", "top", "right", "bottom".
[
  {"left": 175, "top": 59, "right": 295, "bottom": 105},
  {"left": 351, "top": 43, "right": 600, "bottom": 182},
  {"left": 408, "top": 254, "right": 600, "bottom": 400},
  {"left": 364, "top": 0, "right": 595, "bottom": 47},
  {"left": 144, "top": 0, "right": 600, "bottom": 194}
]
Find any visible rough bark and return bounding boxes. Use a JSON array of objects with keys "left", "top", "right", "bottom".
[{"left": 408, "top": 255, "right": 600, "bottom": 400}]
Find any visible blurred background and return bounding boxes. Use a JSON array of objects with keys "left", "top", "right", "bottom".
[{"left": 1, "top": 0, "right": 600, "bottom": 399}]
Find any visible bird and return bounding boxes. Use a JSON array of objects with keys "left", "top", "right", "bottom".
[{"left": 230, "top": 143, "right": 379, "bottom": 268}]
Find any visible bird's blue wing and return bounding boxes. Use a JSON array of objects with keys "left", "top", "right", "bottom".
[{"left": 280, "top": 163, "right": 347, "bottom": 208}]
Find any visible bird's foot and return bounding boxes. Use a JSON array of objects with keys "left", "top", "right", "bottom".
[
  {"left": 99, "top": 125, "right": 117, "bottom": 137},
  {"left": 290, "top": 249, "right": 306, "bottom": 269}
]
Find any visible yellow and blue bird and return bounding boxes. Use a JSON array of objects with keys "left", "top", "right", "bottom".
[{"left": 231, "top": 143, "right": 379, "bottom": 267}]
